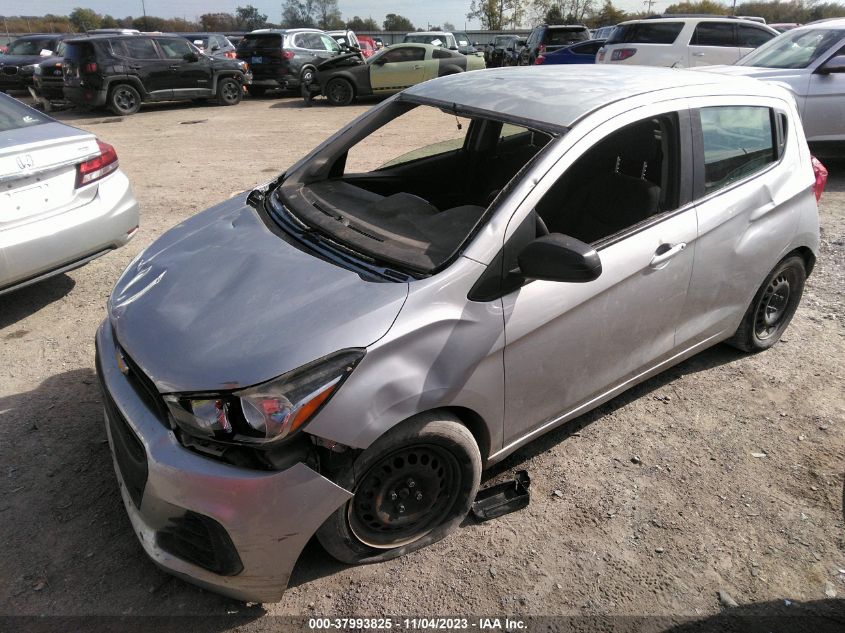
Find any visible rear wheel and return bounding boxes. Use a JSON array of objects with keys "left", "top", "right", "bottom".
[
  {"left": 325, "top": 78, "right": 354, "bottom": 106},
  {"left": 317, "top": 412, "right": 481, "bottom": 564},
  {"left": 217, "top": 77, "right": 242, "bottom": 105},
  {"left": 246, "top": 85, "right": 266, "bottom": 98},
  {"left": 728, "top": 255, "right": 806, "bottom": 352},
  {"left": 108, "top": 83, "right": 141, "bottom": 115},
  {"left": 300, "top": 66, "right": 316, "bottom": 86}
]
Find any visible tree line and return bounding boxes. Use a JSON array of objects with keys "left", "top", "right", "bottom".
[{"left": 3, "top": 0, "right": 845, "bottom": 35}]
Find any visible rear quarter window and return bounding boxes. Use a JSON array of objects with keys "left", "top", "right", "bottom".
[
  {"left": 699, "top": 106, "right": 777, "bottom": 194},
  {"left": 608, "top": 22, "right": 685, "bottom": 45}
]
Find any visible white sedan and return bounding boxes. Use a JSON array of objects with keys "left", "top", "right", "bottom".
[
  {"left": 700, "top": 19, "right": 845, "bottom": 147},
  {"left": 0, "top": 94, "right": 139, "bottom": 296}
]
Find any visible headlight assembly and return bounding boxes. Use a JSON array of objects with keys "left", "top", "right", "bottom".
[{"left": 164, "top": 349, "right": 364, "bottom": 447}]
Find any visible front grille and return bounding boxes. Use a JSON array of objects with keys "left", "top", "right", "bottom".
[
  {"left": 157, "top": 511, "right": 244, "bottom": 576},
  {"left": 102, "top": 387, "right": 148, "bottom": 509},
  {"left": 2, "top": 66, "right": 18, "bottom": 75}
]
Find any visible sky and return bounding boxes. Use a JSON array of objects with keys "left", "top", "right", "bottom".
[{"left": 10, "top": 1, "right": 655, "bottom": 30}]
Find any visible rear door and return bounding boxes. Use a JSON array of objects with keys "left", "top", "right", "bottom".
[
  {"left": 112, "top": 37, "right": 170, "bottom": 97},
  {"left": 688, "top": 21, "right": 741, "bottom": 66}
]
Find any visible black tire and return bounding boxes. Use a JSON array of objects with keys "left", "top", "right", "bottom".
[
  {"left": 325, "top": 77, "right": 354, "bottom": 106},
  {"left": 217, "top": 77, "right": 242, "bottom": 106},
  {"left": 246, "top": 85, "right": 266, "bottom": 98},
  {"left": 316, "top": 412, "right": 481, "bottom": 565},
  {"left": 108, "top": 83, "right": 141, "bottom": 115},
  {"left": 728, "top": 255, "right": 806, "bottom": 352}
]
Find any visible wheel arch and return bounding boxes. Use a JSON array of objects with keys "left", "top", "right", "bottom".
[
  {"left": 211, "top": 71, "right": 245, "bottom": 93},
  {"left": 789, "top": 245, "right": 816, "bottom": 277},
  {"left": 104, "top": 76, "right": 147, "bottom": 99}
]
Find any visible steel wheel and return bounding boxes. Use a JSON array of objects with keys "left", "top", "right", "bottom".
[
  {"left": 349, "top": 444, "right": 461, "bottom": 548},
  {"left": 109, "top": 84, "right": 140, "bottom": 115},
  {"left": 754, "top": 269, "right": 796, "bottom": 340},
  {"left": 325, "top": 78, "right": 354, "bottom": 106}
]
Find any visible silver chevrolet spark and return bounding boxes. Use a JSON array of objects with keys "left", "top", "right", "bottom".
[{"left": 96, "top": 66, "right": 821, "bottom": 602}]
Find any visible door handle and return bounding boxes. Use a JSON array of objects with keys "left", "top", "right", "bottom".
[
  {"left": 692, "top": 52, "right": 705, "bottom": 57},
  {"left": 128, "top": 65, "right": 141, "bottom": 70},
  {"left": 169, "top": 64, "right": 180, "bottom": 70},
  {"left": 413, "top": 64, "right": 423, "bottom": 69},
  {"left": 649, "top": 242, "right": 687, "bottom": 268}
]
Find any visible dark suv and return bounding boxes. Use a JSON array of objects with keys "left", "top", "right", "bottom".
[
  {"left": 62, "top": 34, "right": 251, "bottom": 115},
  {"left": 236, "top": 29, "right": 342, "bottom": 96},
  {"left": 0, "top": 33, "right": 69, "bottom": 92},
  {"left": 518, "top": 24, "right": 590, "bottom": 65}
]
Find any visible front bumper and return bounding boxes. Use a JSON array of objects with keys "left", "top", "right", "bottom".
[
  {"left": 0, "top": 71, "right": 34, "bottom": 90},
  {"left": 95, "top": 320, "right": 353, "bottom": 602}
]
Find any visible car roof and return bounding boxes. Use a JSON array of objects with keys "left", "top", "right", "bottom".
[
  {"left": 799, "top": 17, "right": 845, "bottom": 29},
  {"left": 410, "top": 31, "right": 453, "bottom": 36},
  {"left": 248, "top": 28, "right": 322, "bottom": 34},
  {"left": 403, "top": 65, "right": 787, "bottom": 130}
]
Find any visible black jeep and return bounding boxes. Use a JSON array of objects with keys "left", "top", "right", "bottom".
[{"left": 62, "top": 34, "right": 251, "bottom": 115}]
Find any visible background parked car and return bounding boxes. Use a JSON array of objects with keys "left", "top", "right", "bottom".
[
  {"left": 403, "top": 31, "right": 480, "bottom": 56},
  {"left": 63, "top": 34, "right": 250, "bottom": 115},
  {"left": 179, "top": 33, "right": 237, "bottom": 59},
  {"left": 236, "top": 28, "right": 342, "bottom": 96},
  {"left": 697, "top": 19, "right": 845, "bottom": 150},
  {"left": 327, "top": 29, "right": 361, "bottom": 51},
  {"left": 593, "top": 25, "right": 617, "bottom": 39},
  {"left": 597, "top": 16, "right": 778, "bottom": 67},
  {"left": 535, "top": 39, "right": 606, "bottom": 65},
  {"left": 306, "top": 43, "right": 485, "bottom": 106},
  {"left": 31, "top": 41, "right": 68, "bottom": 106},
  {"left": 518, "top": 24, "right": 590, "bottom": 65},
  {"left": 372, "top": 36, "right": 385, "bottom": 50},
  {"left": 0, "top": 33, "right": 68, "bottom": 92},
  {"left": 488, "top": 35, "right": 522, "bottom": 67},
  {"left": 358, "top": 36, "right": 377, "bottom": 58},
  {"left": 0, "top": 92, "right": 139, "bottom": 296}
]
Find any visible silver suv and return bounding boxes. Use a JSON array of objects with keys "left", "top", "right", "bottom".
[{"left": 96, "top": 66, "right": 821, "bottom": 602}]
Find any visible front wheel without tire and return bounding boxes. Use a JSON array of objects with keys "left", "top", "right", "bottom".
[
  {"left": 316, "top": 412, "right": 481, "bottom": 564},
  {"left": 108, "top": 83, "right": 141, "bottom": 115},
  {"left": 217, "top": 77, "right": 242, "bottom": 105},
  {"left": 325, "top": 77, "right": 354, "bottom": 106},
  {"left": 728, "top": 255, "right": 806, "bottom": 352}
]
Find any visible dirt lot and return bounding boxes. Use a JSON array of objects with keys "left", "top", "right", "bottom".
[{"left": 0, "top": 93, "right": 843, "bottom": 629}]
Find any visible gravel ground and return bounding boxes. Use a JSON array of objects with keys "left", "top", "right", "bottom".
[{"left": 0, "top": 94, "right": 842, "bottom": 629}]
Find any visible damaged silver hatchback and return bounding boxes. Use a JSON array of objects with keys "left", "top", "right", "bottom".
[{"left": 96, "top": 66, "right": 821, "bottom": 602}]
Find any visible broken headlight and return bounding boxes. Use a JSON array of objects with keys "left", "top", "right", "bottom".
[{"left": 163, "top": 349, "right": 364, "bottom": 447}]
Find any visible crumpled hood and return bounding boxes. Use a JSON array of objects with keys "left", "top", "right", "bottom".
[{"left": 109, "top": 195, "right": 409, "bottom": 394}]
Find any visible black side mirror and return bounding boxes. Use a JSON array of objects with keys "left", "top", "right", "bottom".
[
  {"left": 517, "top": 234, "right": 602, "bottom": 283},
  {"left": 817, "top": 54, "right": 845, "bottom": 74},
  {"left": 518, "top": 39, "right": 527, "bottom": 47},
  {"left": 449, "top": 46, "right": 459, "bottom": 51},
  {"left": 507, "top": 46, "right": 514, "bottom": 52},
  {"left": 211, "top": 44, "right": 220, "bottom": 52},
  {"left": 184, "top": 52, "right": 199, "bottom": 62}
]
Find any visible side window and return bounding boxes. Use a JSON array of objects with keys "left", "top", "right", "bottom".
[
  {"left": 292, "top": 33, "right": 306, "bottom": 48},
  {"left": 119, "top": 37, "right": 160, "bottom": 60},
  {"left": 381, "top": 47, "right": 426, "bottom": 63},
  {"left": 535, "top": 113, "right": 681, "bottom": 245},
  {"left": 692, "top": 22, "right": 736, "bottom": 47},
  {"left": 432, "top": 48, "right": 453, "bottom": 59},
  {"left": 320, "top": 35, "right": 341, "bottom": 52},
  {"left": 699, "top": 106, "right": 777, "bottom": 194},
  {"left": 159, "top": 39, "right": 193, "bottom": 60},
  {"left": 738, "top": 25, "right": 775, "bottom": 48}
]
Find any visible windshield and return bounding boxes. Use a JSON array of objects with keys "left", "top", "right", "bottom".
[
  {"left": 238, "top": 34, "right": 282, "bottom": 52},
  {"left": 186, "top": 36, "right": 209, "bottom": 49},
  {"left": 546, "top": 28, "right": 589, "bottom": 45},
  {"left": 277, "top": 103, "right": 555, "bottom": 274},
  {"left": 737, "top": 28, "right": 845, "bottom": 68},
  {"left": 405, "top": 34, "right": 451, "bottom": 47},
  {"left": 8, "top": 38, "right": 56, "bottom": 55},
  {"left": 494, "top": 36, "right": 515, "bottom": 48},
  {"left": 0, "top": 93, "right": 49, "bottom": 133}
]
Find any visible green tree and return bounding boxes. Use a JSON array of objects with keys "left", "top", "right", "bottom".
[
  {"left": 200, "top": 12, "right": 238, "bottom": 31},
  {"left": 468, "top": 0, "right": 527, "bottom": 30},
  {"left": 281, "top": 0, "right": 316, "bottom": 28},
  {"left": 312, "top": 0, "right": 343, "bottom": 29},
  {"left": 383, "top": 13, "right": 415, "bottom": 31},
  {"left": 236, "top": 5, "right": 268, "bottom": 30},
  {"left": 592, "top": 0, "right": 627, "bottom": 26},
  {"left": 100, "top": 14, "right": 119, "bottom": 28},
  {"left": 347, "top": 16, "right": 381, "bottom": 31},
  {"left": 664, "top": 1, "right": 726, "bottom": 14},
  {"left": 69, "top": 7, "right": 102, "bottom": 31}
]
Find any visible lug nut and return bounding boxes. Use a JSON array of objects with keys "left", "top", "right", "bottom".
[
  {"left": 416, "top": 492, "right": 423, "bottom": 501},
  {"left": 398, "top": 504, "right": 405, "bottom": 513},
  {"left": 390, "top": 492, "right": 397, "bottom": 500},
  {"left": 407, "top": 479, "right": 415, "bottom": 488}
]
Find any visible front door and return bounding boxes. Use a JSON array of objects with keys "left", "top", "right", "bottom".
[
  {"left": 156, "top": 38, "right": 213, "bottom": 96},
  {"left": 500, "top": 108, "right": 697, "bottom": 448},
  {"left": 115, "top": 37, "right": 171, "bottom": 98},
  {"left": 371, "top": 46, "right": 427, "bottom": 91}
]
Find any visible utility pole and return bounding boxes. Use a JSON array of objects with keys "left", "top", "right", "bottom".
[
  {"left": 643, "top": 0, "right": 657, "bottom": 15},
  {"left": 141, "top": 0, "right": 148, "bottom": 31}
]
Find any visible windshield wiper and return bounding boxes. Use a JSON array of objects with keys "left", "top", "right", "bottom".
[{"left": 267, "top": 196, "right": 414, "bottom": 282}]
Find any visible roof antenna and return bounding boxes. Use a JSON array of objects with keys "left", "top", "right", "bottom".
[
  {"left": 455, "top": 114, "right": 462, "bottom": 131},
  {"left": 451, "top": 102, "right": 462, "bottom": 130}
]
